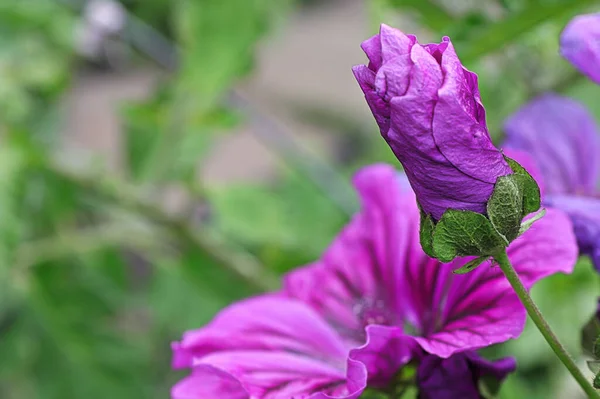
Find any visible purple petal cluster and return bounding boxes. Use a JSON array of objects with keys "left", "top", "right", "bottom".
[
  {"left": 504, "top": 94, "right": 600, "bottom": 271},
  {"left": 352, "top": 25, "right": 513, "bottom": 221},
  {"left": 560, "top": 13, "right": 600, "bottom": 85},
  {"left": 171, "top": 164, "right": 577, "bottom": 398}
]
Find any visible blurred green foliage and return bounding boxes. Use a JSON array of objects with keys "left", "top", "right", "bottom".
[{"left": 0, "top": 0, "right": 599, "bottom": 398}]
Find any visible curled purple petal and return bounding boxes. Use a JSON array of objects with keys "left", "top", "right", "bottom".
[
  {"left": 349, "top": 325, "right": 419, "bottom": 389},
  {"left": 504, "top": 94, "right": 600, "bottom": 195},
  {"left": 353, "top": 25, "right": 512, "bottom": 220},
  {"left": 560, "top": 13, "right": 600, "bottom": 84}
]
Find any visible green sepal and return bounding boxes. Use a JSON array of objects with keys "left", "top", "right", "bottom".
[
  {"left": 453, "top": 256, "right": 489, "bottom": 274},
  {"left": 518, "top": 208, "right": 546, "bottom": 236},
  {"left": 588, "top": 360, "right": 600, "bottom": 375},
  {"left": 594, "top": 336, "right": 600, "bottom": 359},
  {"left": 418, "top": 204, "right": 436, "bottom": 258},
  {"left": 594, "top": 372, "right": 600, "bottom": 390},
  {"left": 431, "top": 209, "right": 509, "bottom": 263},
  {"left": 478, "top": 374, "right": 503, "bottom": 398},
  {"left": 487, "top": 175, "right": 523, "bottom": 242},
  {"left": 504, "top": 156, "right": 541, "bottom": 215},
  {"left": 581, "top": 308, "right": 600, "bottom": 359}
]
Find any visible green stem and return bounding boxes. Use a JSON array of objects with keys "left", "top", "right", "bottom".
[{"left": 494, "top": 251, "right": 600, "bottom": 398}]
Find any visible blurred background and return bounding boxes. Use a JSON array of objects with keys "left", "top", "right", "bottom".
[{"left": 1, "top": 0, "right": 599, "bottom": 398}]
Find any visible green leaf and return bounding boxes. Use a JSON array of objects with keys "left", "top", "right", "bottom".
[
  {"left": 418, "top": 205, "right": 435, "bottom": 258},
  {"left": 487, "top": 175, "right": 523, "bottom": 242},
  {"left": 432, "top": 209, "right": 508, "bottom": 263},
  {"left": 453, "top": 256, "right": 489, "bottom": 275},
  {"left": 504, "top": 156, "right": 541, "bottom": 215}
]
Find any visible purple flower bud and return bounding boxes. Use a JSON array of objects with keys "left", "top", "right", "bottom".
[
  {"left": 560, "top": 13, "right": 600, "bottom": 85},
  {"left": 353, "top": 25, "right": 512, "bottom": 221}
]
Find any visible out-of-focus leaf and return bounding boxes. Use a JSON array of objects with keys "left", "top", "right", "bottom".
[
  {"left": 209, "top": 170, "right": 347, "bottom": 272},
  {"left": 123, "top": 0, "right": 289, "bottom": 183},
  {"left": 0, "top": 141, "right": 27, "bottom": 329},
  {"left": 387, "top": 0, "right": 455, "bottom": 31},
  {"left": 174, "top": 0, "right": 289, "bottom": 115},
  {"left": 0, "top": 251, "right": 150, "bottom": 399},
  {"left": 123, "top": 97, "right": 241, "bottom": 182},
  {"left": 0, "top": 1, "right": 73, "bottom": 129},
  {"left": 459, "top": 0, "right": 595, "bottom": 63}
]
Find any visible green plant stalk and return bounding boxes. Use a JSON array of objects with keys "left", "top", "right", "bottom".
[{"left": 494, "top": 251, "right": 600, "bottom": 398}]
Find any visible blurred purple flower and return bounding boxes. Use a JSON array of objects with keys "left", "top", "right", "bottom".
[
  {"left": 560, "top": 13, "right": 600, "bottom": 84},
  {"left": 171, "top": 165, "right": 577, "bottom": 398},
  {"left": 504, "top": 94, "right": 600, "bottom": 271},
  {"left": 353, "top": 25, "right": 512, "bottom": 221},
  {"left": 417, "top": 352, "right": 516, "bottom": 399}
]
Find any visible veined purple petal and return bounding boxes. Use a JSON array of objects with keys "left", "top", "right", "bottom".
[
  {"left": 354, "top": 25, "right": 512, "bottom": 220},
  {"left": 503, "top": 94, "right": 600, "bottom": 196},
  {"left": 545, "top": 194, "right": 600, "bottom": 272},
  {"left": 414, "top": 259, "right": 525, "bottom": 358},
  {"left": 417, "top": 352, "right": 516, "bottom": 399},
  {"left": 560, "top": 13, "right": 600, "bottom": 84},
  {"left": 172, "top": 296, "right": 366, "bottom": 399}
]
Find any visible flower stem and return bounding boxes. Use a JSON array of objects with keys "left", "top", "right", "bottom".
[{"left": 494, "top": 250, "right": 599, "bottom": 398}]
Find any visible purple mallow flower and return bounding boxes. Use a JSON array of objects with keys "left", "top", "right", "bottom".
[
  {"left": 353, "top": 25, "right": 513, "bottom": 221},
  {"left": 504, "top": 94, "right": 600, "bottom": 271},
  {"left": 560, "top": 13, "right": 600, "bottom": 85},
  {"left": 172, "top": 165, "right": 577, "bottom": 398},
  {"left": 285, "top": 165, "right": 575, "bottom": 389}
]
